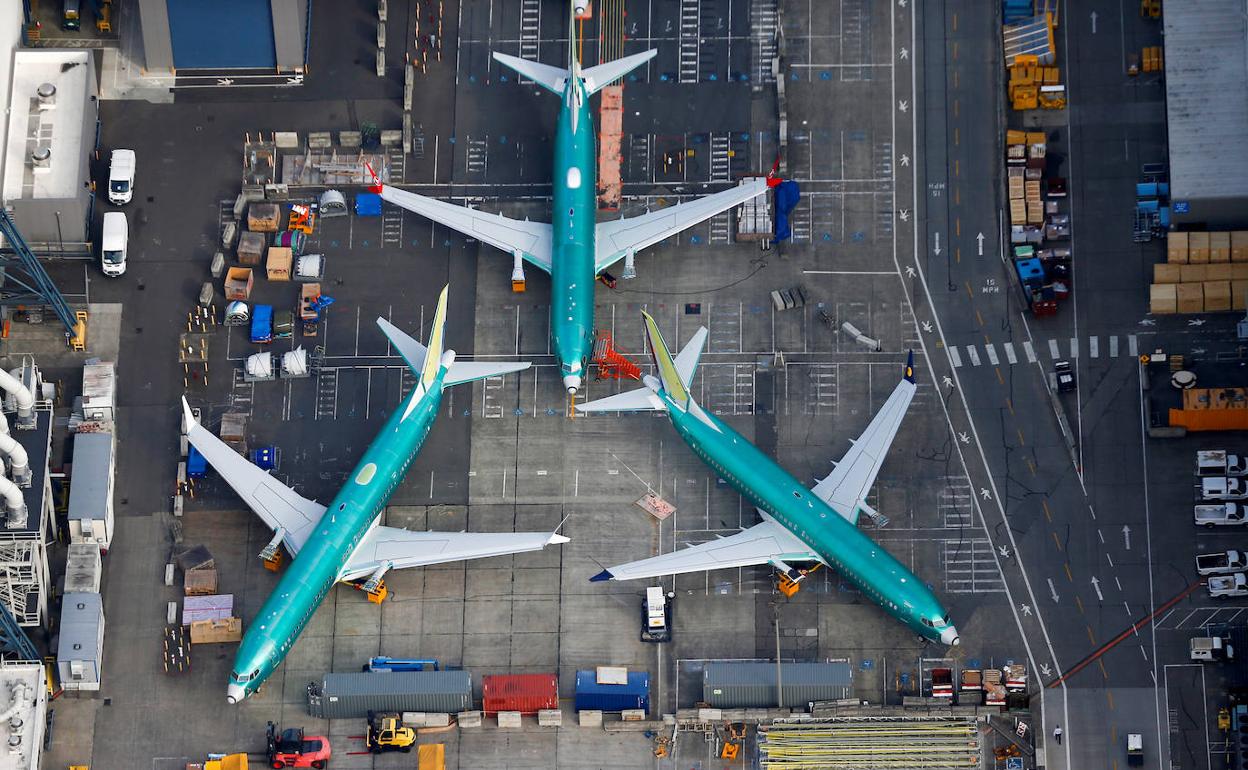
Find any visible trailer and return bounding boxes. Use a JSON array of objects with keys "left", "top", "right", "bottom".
[
  {"left": 1196, "top": 550, "right": 1248, "bottom": 575},
  {"left": 735, "top": 178, "right": 772, "bottom": 242},
  {"left": 365, "top": 656, "right": 440, "bottom": 673},
  {"left": 1190, "top": 636, "right": 1235, "bottom": 661}
]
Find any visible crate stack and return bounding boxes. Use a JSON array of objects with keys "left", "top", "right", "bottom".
[
  {"left": 1005, "top": 130, "right": 1072, "bottom": 317},
  {"left": 1003, "top": 3, "right": 1065, "bottom": 111},
  {"left": 1151, "top": 232, "right": 1248, "bottom": 314}
]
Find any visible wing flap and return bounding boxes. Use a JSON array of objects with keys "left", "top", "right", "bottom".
[
  {"left": 810, "top": 366, "right": 916, "bottom": 524},
  {"left": 380, "top": 186, "right": 553, "bottom": 272},
  {"left": 594, "top": 178, "right": 769, "bottom": 273},
  {"left": 340, "top": 526, "right": 567, "bottom": 581},
  {"left": 593, "top": 520, "right": 817, "bottom": 582}
]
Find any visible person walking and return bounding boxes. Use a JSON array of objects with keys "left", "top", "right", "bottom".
[{"left": 1052, "top": 724, "right": 1063, "bottom": 745}]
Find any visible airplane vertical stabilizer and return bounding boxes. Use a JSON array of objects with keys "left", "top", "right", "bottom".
[
  {"left": 642, "top": 311, "right": 690, "bottom": 408},
  {"left": 419, "top": 285, "right": 450, "bottom": 387}
]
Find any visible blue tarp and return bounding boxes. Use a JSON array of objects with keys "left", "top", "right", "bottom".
[
  {"left": 250, "top": 304, "right": 273, "bottom": 343},
  {"left": 772, "top": 181, "right": 801, "bottom": 243},
  {"left": 167, "top": 0, "right": 277, "bottom": 70},
  {"left": 356, "top": 194, "right": 382, "bottom": 217}
]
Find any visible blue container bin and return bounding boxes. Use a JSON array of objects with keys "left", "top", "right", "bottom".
[
  {"left": 1016, "top": 257, "right": 1044, "bottom": 288},
  {"left": 1136, "top": 182, "right": 1158, "bottom": 199},
  {"left": 574, "top": 670, "right": 650, "bottom": 712},
  {"left": 187, "top": 446, "right": 208, "bottom": 478},
  {"left": 355, "top": 193, "right": 382, "bottom": 217}
]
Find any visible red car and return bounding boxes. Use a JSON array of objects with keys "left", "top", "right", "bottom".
[{"left": 267, "top": 722, "right": 330, "bottom": 769}]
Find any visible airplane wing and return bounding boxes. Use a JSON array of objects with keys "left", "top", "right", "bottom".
[
  {"left": 594, "top": 178, "right": 769, "bottom": 273},
  {"left": 182, "top": 399, "right": 323, "bottom": 556},
  {"left": 380, "top": 186, "right": 553, "bottom": 272},
  {"left": 339, "top": 526, "right": 569, "bottom": 582},
  {"left": 590, "top": 520, "right": 818, "bottom": 582},
  {"left": 810, "top": 356, "right": 917, "bottom": 525}
]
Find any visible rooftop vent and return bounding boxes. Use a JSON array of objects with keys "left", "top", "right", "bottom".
[
  {"left": 36, "top": 82, "right": 56, "bottom": 109},
  {"left": 29, "top": 147, "right": 51, "bottom": 175}
]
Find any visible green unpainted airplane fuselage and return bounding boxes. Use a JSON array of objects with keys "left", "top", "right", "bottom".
[
  {"left": 660, "top": 392, "right": 959, "bottom": 645},
  {"left": 550, "top": 72, "right": 598, "bottom": 394},
  {"left": 226, "top": 369, "right": 447, "bottom": 704}
]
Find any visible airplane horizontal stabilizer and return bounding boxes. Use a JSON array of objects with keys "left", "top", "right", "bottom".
[
  {"left": 576, "top": 386, "right": 666, "bottom": 413},
  {"left": 492, "top": 52, "right": 568, "bottom": 94},
  {"left": 376, "top": 317, "right": 429, "bottom": 375},
  {"left": 590, "top": 520, "right": 819, "bottom": 582},
  {"left": 581, "top": 49, "right": 657, "bottom": 95},
  {"left": 340, "top": 525, "right": 569, "bottom": 581},
  {"left": 444, "top": 360, "right": 532, "bottom": 388}
]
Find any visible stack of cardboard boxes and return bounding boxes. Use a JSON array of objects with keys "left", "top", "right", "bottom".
[
  {"left": 1151, "top": 232, "right": 1248, "bottom": 314},
  {"left": 1006, "top": 130, "right": 1048, "bottom": 226}
]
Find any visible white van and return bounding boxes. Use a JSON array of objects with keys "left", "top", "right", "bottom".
[
  {"left": 107, "top": 150, "right": 135, "bottom": 205},
  {"left": 101, "top": 212, "right": 127, "bottom": 277}
]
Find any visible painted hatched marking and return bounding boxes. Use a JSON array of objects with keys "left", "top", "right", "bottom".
[{"left": 943, "top": 539, "right": 1007, "bottom": 594}]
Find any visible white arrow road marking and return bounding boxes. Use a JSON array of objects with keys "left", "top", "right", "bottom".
[
  {"left": 976, "top": 231, "right": 985, "bottom": 255},
  {"left": 1047, "top": 578, "right": 1059, "bottom": 602},
  {"left": 1091, "top": 576, "right": 1103, "bottom": 601},
  {"left": 1090, "top": 10, "right": 1098, "bottom": 33},
  {"left": 1122, "top": 525, "right": 1131, "bottom": 550},
  {"left": 933, "top": 231, "right": 941, "bottom": 255}
]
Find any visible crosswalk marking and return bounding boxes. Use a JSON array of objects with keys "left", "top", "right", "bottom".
[
  {"left": 948, "top": 346, "right": 962, "bottom": 368},
  {"left": 1128, "top": 334, "right": 1138, "bottom": 357},
  {"left": 1069, "top": 338, "right": 1079, "bottom": 359},
  {"left": 1089, "top": 336, "right": 1099, "bottom": 358},
  {"left": 1023, "top": 341, "right": 1037, "bottom": 363},
  {"left": 985, "top": 344, "right": 999, "bottom": 366},
  {"left": 1003, "top": 343, "right": 1017, "bottom": 364},
  {"left": 1048, "top": 339, "right": 1060, "bottom": 359},
  {"left": 947, "top": 334, "right": 1148, "bottom": 369},
  {"left": 1109, "top": 335, "right": 1119, "bottom": 357},
  {"left": 966, "top": 346, "right": 981, "bottom": 366}
]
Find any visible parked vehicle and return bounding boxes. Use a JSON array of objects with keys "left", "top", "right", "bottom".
[
  {"left": 1190, "top": 636, "right": 1235, "bottom": 661},
  {"left": 1197, "top": 450, "right": 1248, "bottom": 477},
  {"left": 107, "top": 150, "right": 136, "bottom": 205},
  {"left": 1197, "top": 477, "right": 1248, "bottom": 502},
  {"left": 641, "top": 586, "right": 674, "bottom": 643},
  {"left": 100, "top": 212, "right": 128, "bottom": 277},
  {"left": 364, "top": 656, "right": 440, "bottom": 673},
  {"left": 250, "top": 304, "right": 273, "bottom": 344},
  {"left": 1208, "top": 572, "right": 1248, "bottom": 598},
  {"left": 1196, "top": 550, "right": 1248, "bottom": 575},
  {"left": 1194, "top": 503, "right": 1247, "bottom": 528},
  {"left": 273, "top": 309, "right": 294, "bottom": 339},
  {"left": 1126, "top": 733, "right": 1144, "bottom": 766},
  {"left": 62, "top": 0, "right": 80, "bottom": 30}
]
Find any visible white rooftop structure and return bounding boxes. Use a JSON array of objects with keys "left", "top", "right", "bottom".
[
  {"left": 2, "top": 50, "right": 91, "bottom": 203},
  {"left": 0, "top": 662, "right": 47, "bottom": 770}
]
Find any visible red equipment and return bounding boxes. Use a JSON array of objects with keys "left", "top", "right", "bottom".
[
  {"left": 592, "top": 331, "right": 641, "bottom": 381},
  {"left": 266, "top": 722, "right": 331, "bottom": 769}
]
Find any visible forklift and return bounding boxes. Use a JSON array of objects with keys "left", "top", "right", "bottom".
[
  {"left": 266, "top": 722, "right": 331, "bottom": 769},
  {"left": 719, "top": 722, "right": 747, "bottom": 759},
  {"left": 366, "top": 711, "right": 416, "bottom": 754}
]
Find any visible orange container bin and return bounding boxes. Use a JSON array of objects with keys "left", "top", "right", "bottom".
[{"left": 481, "top": 673, "right": 558, "bottom": 715}]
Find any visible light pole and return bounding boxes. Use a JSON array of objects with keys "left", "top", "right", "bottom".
[
  {"left": 53, "top": 210, "right": 63, "bottom": 254},
  {"left": 772, "top": 601, "right": 783, "bottom": 709}
]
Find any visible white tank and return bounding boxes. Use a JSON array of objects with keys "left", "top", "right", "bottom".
[{"left": 245, "top": 353, "right": 273, "bottom": 379}]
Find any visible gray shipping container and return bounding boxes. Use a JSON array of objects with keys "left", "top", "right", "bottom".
[
  {"left": 702, "top": 662, "right": 852, "bottom": 708},
  {"left": 307, "top": 671, "right": 472, "bottom": 719}
]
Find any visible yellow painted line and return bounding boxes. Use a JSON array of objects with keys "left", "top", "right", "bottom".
[
  {"left": 1026, "top": 457, "right": 1036, "bottom": 476},
  {"left": 1098, "top": 657, "right": 1108, "bottom": 679},
  {"left": 953, "top": 69, "right": 959, "bottom": 89},
  {"left": 954, "top": 99, "right": 959, "bottom": 118},
  {"left": 953, "top": 41, "right": 959, "bottom": 60},
  {"left": 1005, "top": 398, "right": 1015, "bottom": 416},
  {"left": 955, "top": 158, "right": 960, "bottom": 177},
  {"left": 1052, "top": 531, "right": 1063, "bottom": 551},
  {"left": 955, "top": 247, "right": 961, "bottom": 264},
  {"left": 956, "top": 218, "right": 961, "bottom": 237},
  {"left": 1088, "top": 625, "right": 1097, "bottom": 645},
  {"left": 1064, "top": 561, "right": 1073, "bottom": 580},
  {"left": 975, "top": 309, "right": 984, "bottom": 326},
  {"left": 995, "top": 367, "right": 1004, "bottom": 385},
  {"left": 1042, "top": 499, "right": 1052, "bottom": 521},
  {"left": 1107, "top": 690, "right": 1115, "bottom": 710},
  {"left": 1076, "top": 595, "right": 1084, "bottom": 614},
  {"left": 954, "top": 126, "right": 960, "bottom": 145},
  {"left": 954, "top": 186, "right": 960, "bottom": 205},
  {"left": 964, "top": 281, "right": 973, "bottom": 299},
  {"left": 952, "top": 13, "right": 958, "bottom": 32},
  {"left": 1017, "top": 428, "right": 1026, "bottom": 446}
]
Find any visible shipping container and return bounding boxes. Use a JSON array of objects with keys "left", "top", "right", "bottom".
[
  {"left": 68, "top": 433, "right": 115, "bottom": 550},
  {"left": 63, "top": 542, "right": 101, "bottom": 593},
  {"left": 482, "top": 673, "right": 558, "bottom": 715},
  {"left": 307, "top": 671, "right": 472, "bottom": 719},
  {"left": 701, "top": 662, "right": 852, "bottom": 708},
  {"left": 57, "top": 592, "right": 104, "bottom": 691},
  {"left": 574, "top": 670, "right": 649, "bottom": 713}
]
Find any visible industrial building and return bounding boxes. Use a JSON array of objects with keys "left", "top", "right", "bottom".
[
  {"left": 0, "top": 662, "right": 48, "bottom": 770},
  {"left": 134, "top": 0, "right": 311, "bottom": 74},
  {"left": 1163, "top": 2, "right": 1248, "bottom": 228},
  {"left": 0, "top": 49, "right": 98, "bottom": 248},
  {"left": 56, "top": 592, "right": 104, "bottom": 691}
]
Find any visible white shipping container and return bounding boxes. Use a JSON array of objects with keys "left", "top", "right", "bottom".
[
  {"left": 81, "top": 362, "right": 116, "bottom": 421},
  {"left": 67, "top": 433, "right": 115, "bottom": 551},
  {"left": 63, "top": 543, "right": 101, "bottom": 593},
  {"left": 57, "top": 593, "right": 105, "bottom": 691}
]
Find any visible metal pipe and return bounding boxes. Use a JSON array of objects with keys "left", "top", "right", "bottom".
[
  {"left": 0, "top": 474, "right": 24, "bottom": 527},
  {"left": 0, "top": 369, "right": 33, "bottom": 415},
  {"left": 0, "top": 433, "right": 29, "bottom": 484}
]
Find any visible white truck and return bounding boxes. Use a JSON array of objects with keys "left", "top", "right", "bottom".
[
  {"left": 640, "top": 586, "right": 673, "bottom": 643},
  {"left": 1208, "top": 572, "right": 1248, "bottom": 598},
  {"left": 1196, "top": 550, "right": 1248, "bottom": 575},
  {"left": 1196, "top": 477, "right": 1248, "bottom": 502},
  {"left": 1197, "top": 450, "right": 1248, "bottom": 477},
  {"left": 1195, "top": 503, "right": 1248, "bottom": 527},
  {"left": 1190, "top": 636, "right": 1235, "bottom": 661},
  {"left": 107, "top": 149, "right": 135, "bottom": 205}
]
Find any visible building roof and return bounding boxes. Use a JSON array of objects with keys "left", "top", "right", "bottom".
[
  {"left": 1164, "top": 3, "right": 1248, "bottom": 203},
  {"left": 0, "top": 662, "right": 47, "bottom": 770},
  {"left": 1, "top": 50, "right": 92, "bottom": 203},
  {"left": 67, "top": 432, "right": 111, "bottom": 524},
  {"left": 57, "top": 592, "right": 103, "bottom": 662}
]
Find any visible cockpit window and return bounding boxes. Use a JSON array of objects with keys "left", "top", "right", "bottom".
[
  {"left": 921, "top": 617, "right": 935, "bottom": 628},
  {"left": 232, "top": 668, "right": 260, "bottom": 682}
]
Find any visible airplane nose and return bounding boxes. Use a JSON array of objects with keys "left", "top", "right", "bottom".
[
  {"left": 563, "top": 375, "right": 581, "bottom": 394},
  {"left": 940, "top": 627, "right": 961, "bottom": 646},
  {"left": 226, "top": 683, "right": 246, "bottom": 704}
]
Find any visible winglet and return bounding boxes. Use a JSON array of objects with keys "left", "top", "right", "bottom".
[
  {"left": 589, "top": 569, "right": 614, "bottom": 582},
  {"left": 642, "top": 311, "right": 690, "bottom": 407},
  {"left": 904, "top": 350, "right": 916, "bottom": 384}
]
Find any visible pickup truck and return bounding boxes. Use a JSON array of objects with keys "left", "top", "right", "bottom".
[
  {"left": 1191, "top": 636, "right": 1235, "bottom": 661},
  {"left": 1208, "top": 572, "right": 1248, "bottom": 598},
  {"left": 1196, "top": 477, "right": 1248, "bottom": 502},
  {"left": 1197, "top": 450, "right": 1248, "bottom": 477},
  {"left": 1195, "top": 503, "right": 1248, "bottom": 527},
  {"left": 1197, "top": 550, "right": 1248, "bottom": 575}
]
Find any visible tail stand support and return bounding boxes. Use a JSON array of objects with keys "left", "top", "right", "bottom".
[{"left": 592, "top": 331, "right": 642, "bottom": 381}]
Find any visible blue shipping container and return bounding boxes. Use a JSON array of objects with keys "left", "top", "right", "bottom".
[
  {"left": 250, "top": 304, "right": 273, "bottom": 343},
  {"left": 356, "top": 193, "right": 382, "bottom": 217},
  {"left": 574, "top": 670, "right": 649, "bottom": 712},
  {"left": 186, "top": 446, "right": 208, "bottom": 478}
]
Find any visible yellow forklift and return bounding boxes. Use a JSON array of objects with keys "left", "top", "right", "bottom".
[
  {"left": 366, "top": 711, "right": 416, "bottom": 754},
  {"left": 719, "top": 722, "right": 747, "bottom": 760}
]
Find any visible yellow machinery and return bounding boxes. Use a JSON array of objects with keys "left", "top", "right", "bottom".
[
  {"left": 719, "top": 722, "right": 746, "bottom": 759},
  {"left": 204, "top": 755, "right": 248, "bottom": 770},
  {"left": 1220, "top": 707, "right": 1232, "bottom": 732},
  {"left": 367, "top": 711, "right": 416, "bottom": 754},
  {"left": 777, "top": 564, "right": 820, "bottom": 598},
  {"left": 288, "top": 204, "right": 316, "bottom": 235},
  {"left": 1140, "top": 0, "right": 1161, "bottom": 19}
]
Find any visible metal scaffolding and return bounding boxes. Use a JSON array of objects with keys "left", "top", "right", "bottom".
[
  {"left": 759, "top": 717, "right": 981, "bottom": 769},
  {"left": 0, "top": 209, "right": 77, "bottom": 335}
]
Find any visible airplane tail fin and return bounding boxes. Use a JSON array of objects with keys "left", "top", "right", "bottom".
[
  {"left": 643, "top": 311, "right": 692, "bottom": 407},
  {"left": 378, "top": 285, "right": 531, "bottom": 390},
  {"left": 578, "top": 319, "right": 707, "bottom": 414},
  {"left": 581, "top": 49, "right": 657, "bottom": 95}
]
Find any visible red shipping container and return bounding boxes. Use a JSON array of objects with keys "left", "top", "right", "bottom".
[{"left": 481, "top": 673, "right": 558, "bottom": 715}]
